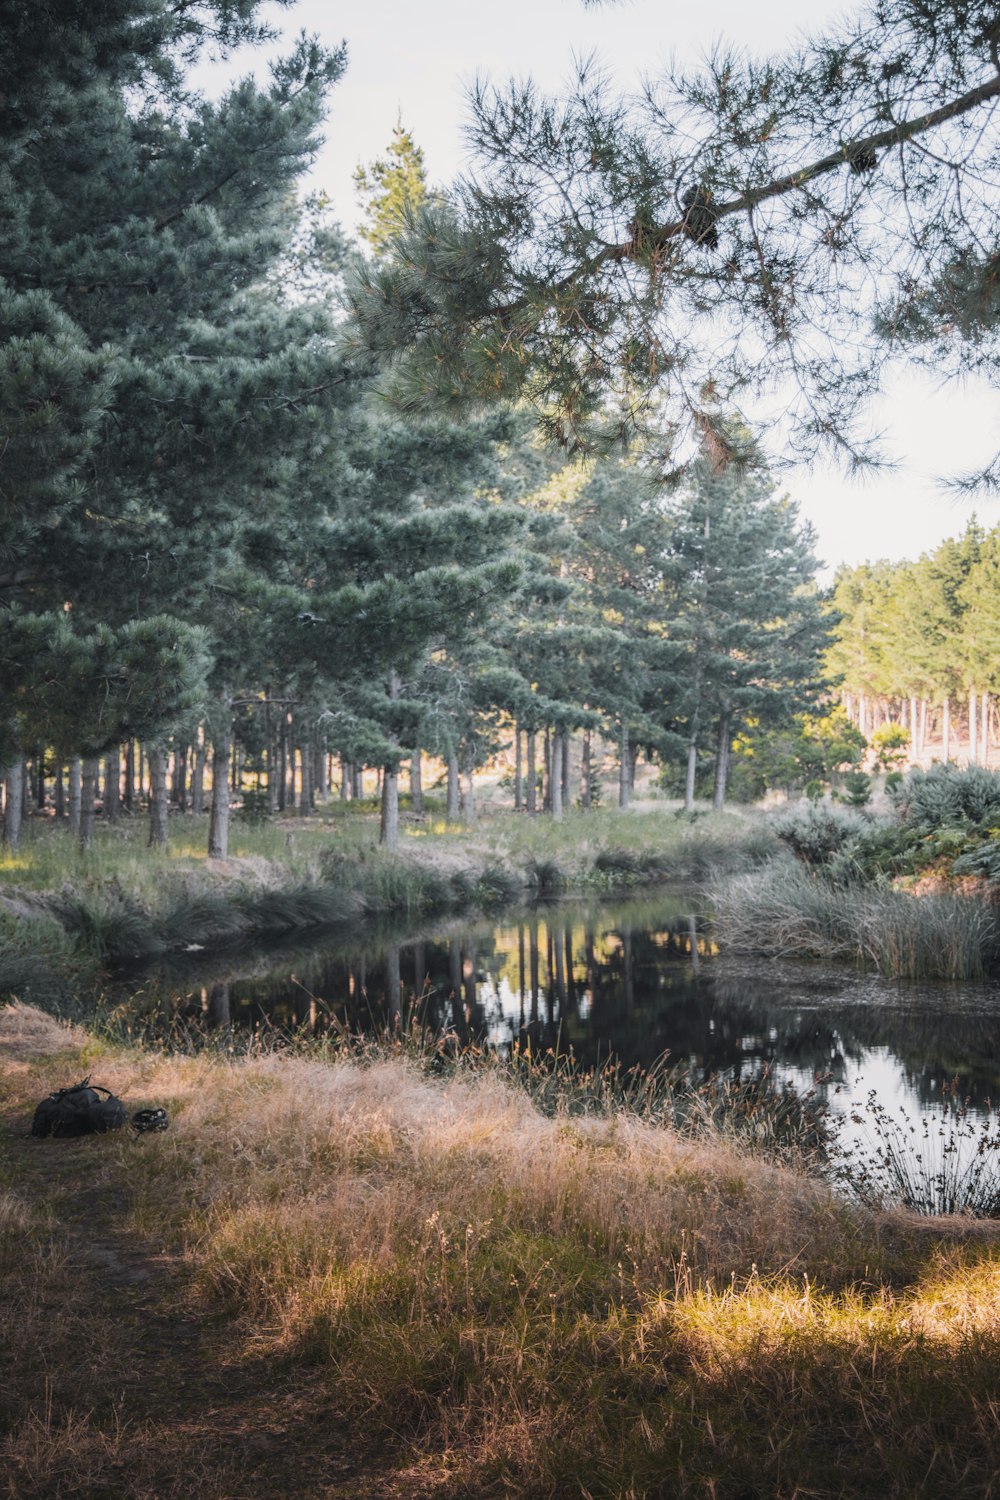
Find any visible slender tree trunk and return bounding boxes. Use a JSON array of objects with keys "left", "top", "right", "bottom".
[
  {"left": 208, "top": 734, "right": 231, "bottom": 859},
  {"left": 315, "top": 745, "right": 327, "bottom": 802},
  {"left": 54, "top": 763, "right": 65, "bottom": 821},
  {"left": 379, "top": 673, "right": 401, "bottom": 849},
  {"left": 581, "top": 729, "right": 592, "bottom": 809},
  {"left": 513, "top": 726, "right": 522, "bottom": 812},
  {"left": 542, "top": 727, "right": 551, "bottom": 812},
  {"left": 123, "top": 741, "right": 134, "bottom": 813},
  {"left": 353, "top": 765, "right": 363, "bottom": 800},
  {"left": 380, "top": 766, "right": 400, "bottom": 849},
  {"left": 858, "top": 693, "right": 867, "bottom": 738},
  {"left": 192, "top": 737, "right": 207, "bottom": 816},
  {"left": 340, "top": 759, "right": 351, "bottom": 801},
  {"left": 3, "top": 760, "right": 23, "bottom": 851},
  {"left": 147, "top": 745, "right": 169, "bottom": 847},
  {"left": 299, "top": 743, "right": 313, "bottom": 812},
  {"left": 34, "top": 749, "right": 45, "bottom": 811},
  {"left": 712, "top": 711, "right": 732, "bottom": 811},
  {"left": 68, "top": 758, "right": 82, "bottom": 836},
  {"left": 969, "top": 688, "right": 978, "bottom": 765},
  {"left": 278, "top": 720, "right": 288, "bottom": 811},
  {"left": 80, "top": 757, "right": 99, "bottom": 850},
  {"left": 104, "top": 747, "right": 120, "bottom": 823},
  {"left": 446, "top": 752, "right": 460, "bottom": 821},
  {"left": 526, "top": 730, "right": 537, "bottom": 815},
  {"left": 684, "top": 725, "right": 699, "bottom": 812},
  {"left": 551, "top": 731, "right": 564, "bottom": 821},
  {"left": 982, "top": 691, "right": 990, "bottom": 766},
  {"left": 618, "top": 722, "right": 630, "bottom": 810},
  {"left": 943, "top": 699, "right": 951, "bottom": 762},
  {"left": 562, "top": 731, "right": 571, "bottom": 807},
  {"left": 410, "top": 747, "right": 423, "bottom": 814}
]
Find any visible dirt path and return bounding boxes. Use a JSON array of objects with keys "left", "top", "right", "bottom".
[{"left": 0, "top": 1015, "right": 445, "bottom": 1500}]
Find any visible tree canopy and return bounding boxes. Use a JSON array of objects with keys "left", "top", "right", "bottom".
[{"left": 348, "top": 0, "right": 1000, "bottom": 478}]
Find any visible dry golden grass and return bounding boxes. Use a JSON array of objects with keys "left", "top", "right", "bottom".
[{"left": 3, "top": 1011, "right": 1000, "bottom": 1497}]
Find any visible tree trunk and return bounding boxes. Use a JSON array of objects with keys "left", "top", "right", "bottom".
[
  {"left": 353, "top": 765, "right": 363, "bottom": 800},
  {"left": 712, "top": 711, "right": 732, "bottom": 811},
  {"left": 943, "top": 699, "right": 951, "bottom": 763},
  {"left": 551, "top": 731, "right": 564, "bottom": 821},
  {"left": 278, "top": 720, "right": 288, "bottom": 811},
  {"left": 628, "top": 739, "right": 639, "bottom": 793},
  {"left": 34, "top": 750, "right": 45, "bottom": 811},
  {"left": 80, "top": 756, "right": 99, "bottom": 850},
  {"left": 982, "top": 691, "right": 990, "bottom": 766},
  {"left": 68, "top": 758, "right": 82, "bottom": 836},
  {"left": 380, "top": 766, "right": 400, "bottom": 849},
  {"left": 104, "top": 747, "right": 120, "bottom": 823},
  {"left": 684, "top": 728, "right": 698, "bottom": 812},
  {"left": 315, "top": 745, "right": 327, "bottom": 802},
  {"left": 513, "top": 728, "right": 522, "bottom": 812},
  {"left": 618, "top": 722, "right": 630, "bottom": 810},
  {"left": 208, "top": 734, "right": 231, "bottom": 859},
  {"left": 3, "top": 760, "right": 23, "bottom": 851},
  {"left": 542, "top": 727, "right": 551, "bottom": 812},
  {"left": 526, "top": 730, "right": 537, "bottom": 815},
  {"left": 298, "top": 744, "right": 313, "bottom": 812},
  {"left": 858, "top": 693, "right": 867, "bottom": 738},
  {"left": 54, "top": 763, "right": 65, "bottom": 821},
  {"left": 123, "top": 741, "right": 135, "bottom": 812},
  {"left": 446, "top": 753, "right": 460, "bottom": 820},
  {"left": 340, "top": 759, "right": 351, "bottom": 800},
  {"left": 581, "top": 729, "right": 592, "bottom": 809},
  {"left": 192, "top": 738, "right": 207, "bottom": 815},
  {"left": 969, "top": 688, "right": 978, "bottom": 766},
  {"left": 562, "top": 731, "right": 571, "bottom": 807},
  {"left": 919, "top": 698, "right": 927, "bottom": 760},
  {"left": 409, "top": 747, "right": 423, "bottom": 814},
  {"left": 147, "top": 745, "right": 169, "bottom": 848}
]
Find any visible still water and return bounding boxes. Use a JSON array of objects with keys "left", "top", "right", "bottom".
[{"left": 119, "top": 890, "right": 1000, "bottom": 1130}]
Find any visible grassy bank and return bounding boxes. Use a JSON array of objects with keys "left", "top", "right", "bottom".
[
  {"left": 0, "top": 807, "right": 776, "bottom": 1001},
  {"left": 710, "top": 861, "right": 1000, "bottom": 979},
  {"left": 2, "top": 1010, "right": 999, "bottom": 1498}
]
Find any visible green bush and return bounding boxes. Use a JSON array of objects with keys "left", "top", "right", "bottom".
[
  {"left": 772, "top": 805, "right": 866, "bottom": 868},
  {"left": 889, "top": 763, "right": 1000, "bottom": 830}
]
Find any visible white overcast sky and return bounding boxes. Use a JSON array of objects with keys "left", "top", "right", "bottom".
[{"left": 196, "top": 0, "right": 999, "bottom": 578}]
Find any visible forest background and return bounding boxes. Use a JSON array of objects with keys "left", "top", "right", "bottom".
[{"left": 3, "top": 0, "right": 1000, "bottom": 860}]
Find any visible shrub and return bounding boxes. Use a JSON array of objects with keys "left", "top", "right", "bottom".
[
  {"left": 889, "top": 762, "right": 1000, "bottom": 830},
  {"left": 771, "top": 804, "right": 866, "bottom": 868},
  {"left": 839, "top": 769, "right": 872, "bottom": 808}
]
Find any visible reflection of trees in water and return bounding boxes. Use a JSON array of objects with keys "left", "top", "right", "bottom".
[{"left": 133, "top": 896, "right": 1000, "bottom": 1110}]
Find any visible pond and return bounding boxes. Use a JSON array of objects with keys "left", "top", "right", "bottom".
[{"left": 117, "top": 888, "right": 1000, "bottom": 1139}]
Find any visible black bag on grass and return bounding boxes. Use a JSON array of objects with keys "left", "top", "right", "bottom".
[{"left": 31, "top": 1077, "right": 127, "bottom": 1138}]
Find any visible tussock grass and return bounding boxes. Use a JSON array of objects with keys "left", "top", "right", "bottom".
[
  {"left": 5, "top": 1029, "right": 998, "bottom": 1497},
  {"left": 710, "top": 862, "right": 1000, "bottom": 978}
]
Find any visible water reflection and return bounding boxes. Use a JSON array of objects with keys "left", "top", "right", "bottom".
[{"left": 122, "top": 892, "right": 1000, "bottom": 1125}]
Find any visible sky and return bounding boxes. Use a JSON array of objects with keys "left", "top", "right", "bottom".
[{"left": 196, "top": 0, "right": 999, "bottom": 578}]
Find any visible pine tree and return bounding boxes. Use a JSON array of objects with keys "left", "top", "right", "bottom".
[
  {"left": 349, "top": 3, "right": 1000, "bottom": 473},
  {"left": 354, "top": 116, "right": 430, "bottom": 255}
]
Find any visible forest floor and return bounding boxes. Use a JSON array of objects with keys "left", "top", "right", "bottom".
[{"left": 3, "top": 1003, "right": 1000, "bottom": 1500}]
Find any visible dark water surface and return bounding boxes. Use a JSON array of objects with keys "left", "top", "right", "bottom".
[{"left": 118, "top": 889, "right": 1000, "bottom": 1129}]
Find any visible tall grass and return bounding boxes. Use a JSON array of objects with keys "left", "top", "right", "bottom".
[
  {"left": 710, "top": 862, "right": 1000, "bottom": 978},
  {"left": 5, "top": 1033, "right": 998, "bottom": 1498}
]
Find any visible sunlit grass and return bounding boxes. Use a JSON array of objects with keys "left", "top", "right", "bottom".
[{"left": 3, "top": 1030, "right": 999, "bottom": 1498}]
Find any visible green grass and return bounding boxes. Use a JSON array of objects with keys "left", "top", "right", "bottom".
[{"left": 1, "top": 806, "right": 777, "bottom": 984}]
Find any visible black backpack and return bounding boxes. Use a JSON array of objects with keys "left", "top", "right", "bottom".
[{"left": 31, "top": 1077, "right": 128, "bottom": 1138}]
